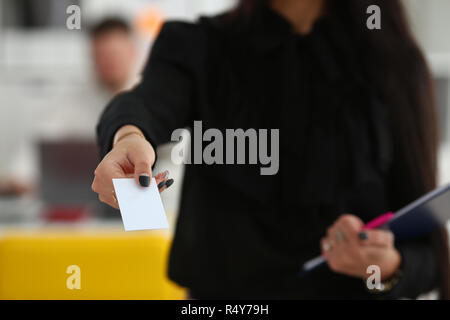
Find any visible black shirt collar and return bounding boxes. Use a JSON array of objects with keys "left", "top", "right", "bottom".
[{"left": 245, "top": 5, "right": 331, "bottom": 54}]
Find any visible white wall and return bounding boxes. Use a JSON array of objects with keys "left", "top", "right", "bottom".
[
  {"left": 403, "top": 0, "right": 450, "bottom": 185},
  {"left": 404, "top": 0, "right": 450, "bottom": 54}
]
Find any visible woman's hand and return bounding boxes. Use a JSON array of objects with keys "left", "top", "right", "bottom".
[
  {"left": 320, "top": 214, "right": 401, "bottom": 281},
  {"left": 91, "top": 125, "right": 172, "bottom": 209}
]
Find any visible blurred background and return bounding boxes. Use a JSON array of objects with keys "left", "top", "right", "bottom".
[{"left": 0, "top": 0, "right": 448, "bottom": 299}]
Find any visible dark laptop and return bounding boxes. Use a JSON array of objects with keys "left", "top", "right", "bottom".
[{"left": 38, "top": 140, "right": 117, "bottom": 219}]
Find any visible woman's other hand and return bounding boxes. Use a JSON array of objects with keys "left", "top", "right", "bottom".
[
  {"left": 320, "top": 214, "right": 401, "bottom": 281},
  {"left": 91, "top": 125, "right": 172, "bottom": 209}
]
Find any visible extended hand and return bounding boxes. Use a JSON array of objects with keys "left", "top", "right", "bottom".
[{"left": 92, "top": 125, "right": 171, "bottom": 209}]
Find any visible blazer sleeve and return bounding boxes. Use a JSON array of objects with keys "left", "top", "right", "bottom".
[
  {"left": 96, "top": 21, "right": 202, "bottom": 158},
  {"left": 379, "top": 124, "right": 440, "bottom": 299},
  {"left": 379, "top": 236, "right": 439, "bottom": 299},
  {"left": 379, "top": 176, "right": 440, "bottom": 299}
]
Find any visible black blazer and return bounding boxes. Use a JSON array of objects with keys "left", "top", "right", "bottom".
[{"left": 97, "top": 7, "right": 437, "bottom": 299}]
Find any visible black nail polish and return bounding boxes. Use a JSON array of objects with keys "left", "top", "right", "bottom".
[
  {"left": 139, "top": 175, "right": 150, "bottom": 187},
  {"left": 165, "top": 179, "right": 174, "bottom": 188},
  {"left": 157, "top": 181, "right": 166, "bottom": 190},
  {"left": 358, "top": 232, "right": 368, "bottom": 240}
]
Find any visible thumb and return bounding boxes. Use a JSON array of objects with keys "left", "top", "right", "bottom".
[
  {"left": 131, "top": 156, "right": 153, "bottom": 188},
  {"left": 134, "top": 160, "right": 152, "bottom": 187},
  {"left": 124, "top": 136, "right": 155, "bottom": 187}
]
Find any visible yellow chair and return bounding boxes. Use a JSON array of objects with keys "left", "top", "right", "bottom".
[{"left": 0, "top": 229, "right": 186, "bottom": 300}]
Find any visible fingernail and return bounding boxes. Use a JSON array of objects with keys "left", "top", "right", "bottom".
[
  {"left": 165, "top": 179, "right": 174, "bottom": 188},
  {"left": 358, "top": 231, "right": 368, "bottom": 240},
  {"left": 162, "top": 170, "right": 169, "bottom": 178},
  {"left": 139, "top": 175, "right": 150, "bottom": 187},
  {"left": 157, "top": 181, "right": 166, "bottom": 190}
]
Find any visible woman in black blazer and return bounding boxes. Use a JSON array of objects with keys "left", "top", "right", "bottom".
[{"left": 92, "top": 0, "right": 449, "bottom": 299}]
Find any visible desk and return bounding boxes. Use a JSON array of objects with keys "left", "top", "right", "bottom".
[{"left": 0, "top": 225, "right": 185, "bottom": 299}]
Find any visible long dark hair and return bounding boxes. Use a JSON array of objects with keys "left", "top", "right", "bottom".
[{"left": 234, "top": 0, "right": 449, "bottom": 298}]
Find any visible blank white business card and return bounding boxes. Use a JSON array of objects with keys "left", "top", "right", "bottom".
[{"left": 112, "top": 178, "right": 169, "bottom": 231}]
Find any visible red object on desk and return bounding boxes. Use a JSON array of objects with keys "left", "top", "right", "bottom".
[{"left": 42, "top": 205, "right": 91, "bottom": 222}]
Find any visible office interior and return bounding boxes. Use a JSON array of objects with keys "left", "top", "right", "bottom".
[{"left": 0, "top": 0, "right": 449, "bottom": 299}]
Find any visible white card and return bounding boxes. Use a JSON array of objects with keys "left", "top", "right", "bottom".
[{"left": 112, "top": 178, "right": 169, "bottom": 231}]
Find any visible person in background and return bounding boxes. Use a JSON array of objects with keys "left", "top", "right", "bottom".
[
  {"left": 0, "top": 17, "right": 138, "bottom": 198},
  {"left": 90, "top": 17, "right": 138, "bottom": 94},
  {"left": 93, "top": 0, "right": 450, "bottom": 299},
  {"left": 38, "top": 17, "right": 140, "bottom": 137},
  {"left": 0, "top": 180, "right": 34, "bottom": 197}
]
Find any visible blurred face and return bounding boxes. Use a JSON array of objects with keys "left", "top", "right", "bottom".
[{"left": 91, "top": 30, "right": 136, "bottom": 92}]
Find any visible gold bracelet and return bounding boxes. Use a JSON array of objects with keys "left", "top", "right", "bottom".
[{"left": 114, "top": 131, "right": 145, "bottom": 146}]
